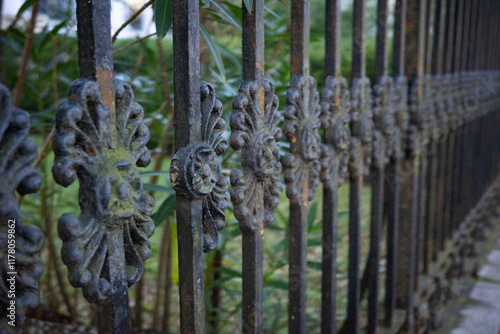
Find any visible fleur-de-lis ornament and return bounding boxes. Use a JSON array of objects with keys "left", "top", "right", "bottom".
[
  {"left": 0, "top": 84, "right": 44, "bottom": 332},
  {"left": 170, "top": 82, "right": 228, "bottom": 252},
  {"left": 230, "top": 80, "right": 282, "bottom": 232},
  {"left": 320, "top": 76, "right": 352, "bottom": 189},
  {"left": 52, "top": 79, "right": 154, "bottom": 303},
  {"left": 283, "top": 75, "right": 325, "bottom": 202},
  {"left": 350, "top": 77, "right": 374, "bottom": 176}
]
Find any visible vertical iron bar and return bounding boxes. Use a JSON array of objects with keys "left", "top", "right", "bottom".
[
  {"left": 431, "top": 0, "right": 447, "bottom": 255},
  {"left": 241, "top": 0, "right": 265, "bottom": 332},
  {"left": 385, "top": 1, "right": 407, "bottom": 327},
  {"left": 75, "top": 1, "right": 127, "bottom": 332},
  {"left": 367, "top": 0, "right": 389, "bottom": 332},
  {"left": 287, "top": 0, "right": 319, "bottom": 332},
  {"left": 322, "top": 0, "right": 342, "bottom": 332},
  {"left": 397, "top": 0, "right": 427, "bottom": 332},
  {"left": 172, "top": 0, "right": 204, "bottom": 332},
  {"left": 420, "top": 0, "right": 434, "bottom": 274},
  {"left": 347, "top": 1, "right": 368, "bottom": 332}
]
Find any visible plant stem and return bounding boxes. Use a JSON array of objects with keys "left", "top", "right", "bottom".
[
  {"left": 13, "top": 2, "right": 39, "bottom": 107},
  {"left": 112, "top": 0, "right": 155, "bottom": 43},
  {"left": 113, "top": 33, "right": 156, "bottom": 55}
]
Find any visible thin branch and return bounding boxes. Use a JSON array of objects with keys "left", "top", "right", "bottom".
[
  {"left": 112, "top": 0, "right": 155, "bottom": 43},
  {"left": 113, "top": 33, "right": 156, "bottom": 55},
  {"left": 13, "top": 2, "right": 39, "bottom": 107}
]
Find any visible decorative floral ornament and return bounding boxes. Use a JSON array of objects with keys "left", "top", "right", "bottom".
[
  {"left": 171, "top": 82, "right": 228, "bottom": 252},
  {"left": 230, "top": 80, "right": 282, "bottom": 232},
  {"left": 350, "top": 77, "right": 374, "bottom": 176},
  {"left": 283, "top": 75, "right": 324, "bottom": 202},
  {"left": 394, "top": 76, "right": 409, "bottom": 156},
  {"left": 52, "top": 79, "right": 154, "bottom": 304},
  {"left": 373, "top": 76, "right": 397, "bottom": 165},
  {"left": 320, "top": 76, "right": 352, "bottom": 188},
  {"left": 0, "top": 84, "right": 44, "bottom": 331}
]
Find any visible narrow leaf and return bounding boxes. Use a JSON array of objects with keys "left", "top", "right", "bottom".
[
  {"left": 243, "top": 0, "right": 253, "bottom": 14},
  {"left": 200, "top": 25, "right": 226, "bottom": 84},
  {"left": 155, "top": 0, "right": 172, "bottom": 39},
  {"left": 16, "top": 0, "right": 39, "bottom": 18}
]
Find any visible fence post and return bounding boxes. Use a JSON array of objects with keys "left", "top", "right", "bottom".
[
  {"left": 230, "top": 0, "right": 282, "bottom": 332},
  {"left": 170, "top": 0, "right": 229, "bottom": 332},
  {"left": 321, "top": 0, "right": 349, "bottom": 332},
  {"left": 52, "top": 1, "right": 154, "bottom": 332},
  {"left": 396, "top": 0, "right": 427, "bottom": 332},
  {"left": 345, "top": 0, "right": 373, "bottom": 332},
  {"left": 284, "top": 0, "right": 325, "bottom": 331}
]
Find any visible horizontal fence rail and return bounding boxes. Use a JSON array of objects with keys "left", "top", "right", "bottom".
[{"left": 1, "top": 0, "right": 500, "bottom": 333}]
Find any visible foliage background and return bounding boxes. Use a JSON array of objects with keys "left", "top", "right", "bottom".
[{"left": 2, "top": 0, "right": 390, "bottom": 332}]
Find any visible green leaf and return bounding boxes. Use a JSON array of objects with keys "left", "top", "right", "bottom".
[
  {"left": 16, "top": 0, "right": 39, "bottom": 18},
  {"left": 151, "top": 194, "right": 176, "bottom": 226},
  {"left": 142, "top": 183, "right": 173, "bottom": 194},
  {"left": 155, "top": 0, "right": 172, "bottom": 39},
  {"left": 243, "top": 0, "right": 253, "bottom": 14},
  {"left": 307, "top": 260, "right": 322, "bottom": 271},
  {"left": 209, "top": 0, "right": 241, "bottom": 30},
  {"left": 200, "top": 25, "right": 226, "bottom": 84},
  {"left": 140, "top": 171, "right": 171, "bottom": 177}
]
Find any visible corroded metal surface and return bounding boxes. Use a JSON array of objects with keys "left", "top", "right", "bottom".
[
  {"left": 0, "top": 84, "right": 43, "bottom": 333},
  {"left": 52, "top": 79, "right": 153, "bottom": 303},
  {"left": 171, "top": 82, "right": 228, "bottom": 253}
]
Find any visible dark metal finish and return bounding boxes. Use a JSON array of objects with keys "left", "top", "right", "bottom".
[
  {"left": 0, "top": 84, "right": 43, "bottom": 333},
  {"left": 346, "top": 0, "right": 373, "bottom": 332},
  {"left": 53, "top": 78, "right": 153, "bottom": 334},
  {"left": 53, "top": 2, "right": 153, "bottom": 333},
  {"left": 385, "top": 0, "right": 407, "bottom": 329},
  {"left": 230, "top": 1, "right": 281, "bottom": 331},
  {"left": 321, "top": 0, "right": 346, "bottom": 332},
  {"left": 6, "top": 0, "right": 500, "bottom": 333},
  {"left": 285, "top": 0, "right": 324, "bottom": 332},
  {"left": 171, "top": 0, "right": 228, "bottom": 332}
]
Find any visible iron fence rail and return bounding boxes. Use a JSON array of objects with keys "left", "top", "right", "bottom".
[{"left": 1, "top": 0, "right": 500, "bottom": 333}]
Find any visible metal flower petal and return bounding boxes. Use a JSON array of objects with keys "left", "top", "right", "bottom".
[
  {"left": 321, "top": 76, "right": 352, "bottom": 188},
  {"left": 52, "top": 78, "right": 154, "bottom": 304},
  {"left": 0, "top": 83, "right": 44, "bottom": 330},
  {"left": 170, "top": 82, "right": 228, "bottom": 252},
  {"left": 230, "top": 80, "right": 282, "bottom": 232},
  {"left": 284, "top": 75, "right": 323, "bottom": 201}
]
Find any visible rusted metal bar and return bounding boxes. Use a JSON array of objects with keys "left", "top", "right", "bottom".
[
  {"left": 321, "top": 0, "right": 345, "bottom": 332},
  {"left": 230, "top": 0, "right": 278, "bottom": 332},
  {"left": 346, "top": 0, "right": 373, "bottom": 332},
  {"left": 367, "top": 0, "right": 392, "bottom": 332},
  {"left": 397, "top": 0, "right": 427, "bottom": 332},
  {"left": 171, "top": 0, "right": 204, "bottom": 331},
  {"left": 285, "top": 0, "right": 323, "bottom": 332},
  {"left": 431, "top": 0, "right": 448, "bottom": 256},
  {"left": 385, "top": 1, "right": 407, "bottom": 327}
]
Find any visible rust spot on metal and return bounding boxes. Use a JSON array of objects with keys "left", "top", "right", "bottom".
[
  {"left": 96, "top": 66, "right": 115, "bottom": 115},
  {"left": 258, "top": 85, "right": 265, "bottom": 116}
]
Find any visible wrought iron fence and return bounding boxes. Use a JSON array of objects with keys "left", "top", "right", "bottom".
[{"left": 2, "top": 0, "right": 500, "bottom": 333}]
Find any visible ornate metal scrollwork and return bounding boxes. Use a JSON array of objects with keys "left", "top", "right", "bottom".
[
  {"left": 52, "top": 79, "right": 154, "bottom": 304},
  {"left": 373, "top": 75, "right": 397, "bottom": 167},
  {"left": 350, "top": 77, "right": 374, "bottom": 176},
  {"left": 230, "top": 80, "right": 282, "bottom": 232},
  {"left": 283, "top": 75, "right": 324, "bottom": 202},
  {"left": 321, "top": 76, "right": 351, "bottom": 189},
  {"left": 0, "top": 84, "right": 44, "bottom": 331},
  {"left": 171, "top": 82, "right": 229, "bottom": 252}
]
